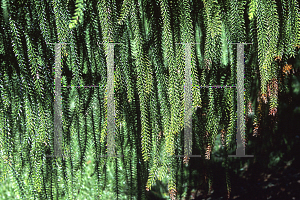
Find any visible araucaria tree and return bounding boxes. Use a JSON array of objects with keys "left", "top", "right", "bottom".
[{"left": 0, "top": 0, "right": 299, "bottom": 199}]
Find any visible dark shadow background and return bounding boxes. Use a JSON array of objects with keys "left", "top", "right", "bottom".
[{"left": 146, "top": 46, "right": 300, "bottom": 200}]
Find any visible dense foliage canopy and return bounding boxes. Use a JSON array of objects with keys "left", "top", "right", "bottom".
[{"left": 0, "top": 0, "right": 299, "bottom": 199}]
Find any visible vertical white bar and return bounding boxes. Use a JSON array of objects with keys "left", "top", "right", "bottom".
[
  {"left": 54, "top": 43, "right": 63, "bottom": 157},
  {"left": 229, "top": 43, "right": 253, "bottom": 157},
  {"left": 184, "top": 43, "right": 192, "bottom": 156},
  {"left": 236, "top": 43, "right": 245, "bottom": 156},
  {"left": 107, "top": 43, "right": 116, "bottom": 157}
]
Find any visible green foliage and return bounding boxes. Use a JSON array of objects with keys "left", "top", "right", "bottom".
[
  {"left": 69, "top": 0, "right": 85, "bottom": 29},
  {"left": 0, "top": 0, "right": 299, "bottom": 199}
]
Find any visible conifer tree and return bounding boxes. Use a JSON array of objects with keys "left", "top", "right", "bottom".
[{"left": 0, "top": 0, "right": 299, "bottom": 199}]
